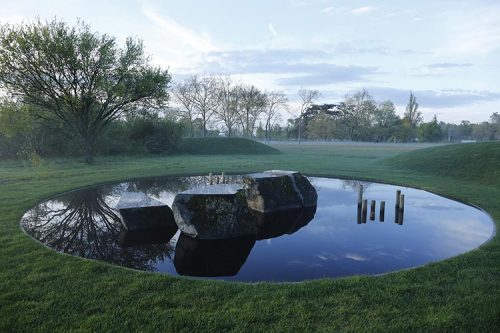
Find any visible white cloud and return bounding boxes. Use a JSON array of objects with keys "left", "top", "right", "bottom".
[
  {"left": 441, "top": 5, "right": 500, "bottom": 55},
  {"left": 322, "top": 6, "right": 334, "bottom": 14},
  {"left": 352, "top": 6, "right": 376, "bottom": 15},
  {"left": 268, "top": 23, "right": 279, "bottom": 40},
  {"left": 141, "top": 5, "right": 216, "bottom": 54}
]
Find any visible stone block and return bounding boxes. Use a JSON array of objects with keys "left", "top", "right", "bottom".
[{"left": 172, "top": 184, "right": 256, "bottom": 239}]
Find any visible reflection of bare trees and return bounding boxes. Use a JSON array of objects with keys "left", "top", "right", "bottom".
[
  {"left": 341, "top": 179, "right": 370, "bottom": 192},
  {"left": 22, "top": 188, "right": 174, "bottom": 271}
]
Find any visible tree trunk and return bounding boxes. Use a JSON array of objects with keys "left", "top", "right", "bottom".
[{"left": 83, "top": 138, "right": 95, "bottom": 164}]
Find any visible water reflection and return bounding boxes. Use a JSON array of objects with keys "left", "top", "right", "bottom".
[
  {"left": 21, "top": 176, "right": 494, "bottom": 282},
  {"left": 253, "top": 206, "right": 317, "bottom": 240},
  {"left": 22, "top": 188, "right": 175, "bottom": 271},
  {"left": 174, "top": 234, "right": 256, "bottom": 277}
]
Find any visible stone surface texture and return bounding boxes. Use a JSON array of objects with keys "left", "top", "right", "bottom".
[
  {"left": 117, "top": 192, "right": 176, "bottom": 231},
  {"left": 172, "top": 185, "right": 256, "bottom": 239},
  {"left": 244, "top": 170, "right": 317, "bottom": 212}
]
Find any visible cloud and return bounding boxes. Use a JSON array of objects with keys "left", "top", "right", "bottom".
[
  {"left": 141, "top": 5, "right": 216, "bottom": 53},
  {"left": 427, "top": 63, "right": 473, "bottom": 69},
  {"left": 268, "top": 23, "right": 279, "bottom": 40},
  {"left": 442, "top": 5, "right": 500, "bottom": 55},
  {"left": 352, "top": 6, "right": 376, "bottom": 15},
  {"left": 194, "top": 48, "right": 377, "bottom": 86},
  {"left": 361, "top": 87, "right": 500, "bottom": 108},
  {"left": 276, "top": 65, "right": 377, "bottom": 86},
  {"left": 322, "top": 6, "right": 334, "bottom": 14}
]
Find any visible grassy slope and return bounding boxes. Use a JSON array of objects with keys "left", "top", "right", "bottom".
[
  {"left": 0, "top": 142, "right": 499, "bottom": 332},
  {"left": 181, "top": 137, "right": 280, "bottom": 155}
]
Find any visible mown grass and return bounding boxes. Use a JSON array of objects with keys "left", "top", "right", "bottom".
[
  {"left": 181, "top": 137, "right": 280, "bottom": 155},
  {"left": 0, "top": 141, "right": 499, "bottom": 332}
]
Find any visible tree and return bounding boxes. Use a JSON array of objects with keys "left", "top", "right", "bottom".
[
  {"left": 458, "top": 120, "right": 473, "bottom": 140},
  {"left": 400, "top": 92, "right": 422, "bottom": 142},
  {"left": 373, "top": 100, "right": 400, "bottom": 142},
  {"left": 490, "top": 112, "right": 500, "bottom": 140},
  {"left": 263, "top": 91, "right": 287, "bottom": 141},
  {"left": 238, "top": 85, "right": 266, "bottom": 137},
  {"left": 418, "top": 115, "right": 443, "bottom": 142},
  {"left": 190, "top": 74, "right": 221, "bottom": 137},
  {"left": 339, "top": 89, "right": 376, "bottom": 141},
  {"left": 307, "top": 113, "right": 336, "bottom": 141},
  {"left": 0, "top": 19, "right": 170, "bottom": 163},
  {"left": 172, "top": 79, "right": 198, "bottom": 137},
  {"left": 214, "top": 76, "right": 240, "bottom": 137},
  {"left": 472, "top": 122, "right": 496, "bottom": 141},
  {"left": 297, "top": 88, "right": 320, "bottom": 143},
  {"left": 404, "top": 91, "right": 423, "bottom": 127}
]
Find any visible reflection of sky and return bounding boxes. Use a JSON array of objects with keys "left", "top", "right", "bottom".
[{"left": 21, "top": 176, "right": 494, "bottom": 282}]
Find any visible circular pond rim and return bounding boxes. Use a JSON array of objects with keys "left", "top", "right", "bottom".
[{"left": 19, "top": 172, "right": 497, "bottom": 284}]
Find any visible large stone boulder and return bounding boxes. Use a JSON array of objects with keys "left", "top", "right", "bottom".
[
  {"left": 174, "top": 234, "right": 255, "bottom": 277},
  {"left": 172, "top": 184, "right": 256, "bottom": 239},
  {"left": 116, "top": 192, "right": 176, "bottom": 232},
  {"left": 243, "top": 170, "right": 317, "bottom": 213}
]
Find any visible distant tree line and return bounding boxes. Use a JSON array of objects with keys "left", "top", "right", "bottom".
[{"left": 0, "top": 19, "right": 498, "bottom": 164}]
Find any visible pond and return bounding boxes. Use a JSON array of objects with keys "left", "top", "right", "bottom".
[{"left": 21, "top": 175, "right": 494, "bottom": 282}]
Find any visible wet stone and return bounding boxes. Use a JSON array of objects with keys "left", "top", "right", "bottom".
[
  {"left": 172, "top": 184, "right": 256, "bottom": 239},
  {"left": 117, "top": 192, "right": 176, "bottom": 232},
  {"left": 243, "top": 170, "right": 317, "bottom": 212}
]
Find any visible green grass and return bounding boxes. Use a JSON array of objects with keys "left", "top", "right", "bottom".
[
  {"left": 1, "top": 142, "right": 499, "bottom": 332},
  {"left": 385, "top": 142, "right": 500, "bottom": 184},
  {"left": 181, "top": 137, "right": 280, "bottom": 155}
]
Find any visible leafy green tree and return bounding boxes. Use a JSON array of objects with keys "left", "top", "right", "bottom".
[
  {"left": 418, "top": 115, "right": 443, "bottom": 142},
  {"left": 458, "top": 120, "right": 473, "bottom": 140},
  {"left": 340, "top": 89, "right": 376, "bottom": 141},
  {"left": 307, "top": 113, "right": 336, "bottom": 141},
  {"left": 0, "top": 19, "right": 171, "bottom": 163},
  {"left": 489, "top": 112, "right": 500, "bottom": 140},
  {"left": 373, "top": 100, "right": 400, "bottom": 141},
  {"left": 401, "top": 91, "right": 422, "bottom": 141}
]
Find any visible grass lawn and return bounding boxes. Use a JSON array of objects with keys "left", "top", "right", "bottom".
[{"left": 0, "top": 142, "right": 499, "bottom": 332}]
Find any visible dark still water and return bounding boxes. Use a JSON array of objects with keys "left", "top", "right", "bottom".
[{"left": 21, "top": 176, "right": 494, "bottom": 282}]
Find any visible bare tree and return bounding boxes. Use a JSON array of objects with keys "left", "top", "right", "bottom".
[
  {"left": 297, "top": 88, "right": 320, "bottom": 143},
  {"left": 172, "top": 79, "right": 198, "bottom": 137},
  {"left": 191, "top": 74, "right": 221, "bottom": 137},
  {"left": 215, "top": 76, "right": 240, "bottom": 137},
  {"left": 238, "top": 85, "right": 267, "bottom": 137},
  {"left": 263, "top": 91, "right": 288, "bottom": 142}
]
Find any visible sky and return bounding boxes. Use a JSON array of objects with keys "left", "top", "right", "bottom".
[{"left": 1, "top": 0, "right": 499, "bottom": 123}]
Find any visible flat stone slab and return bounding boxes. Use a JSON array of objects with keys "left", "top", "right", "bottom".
[
  {"left": 172, "top": 184, "right": 256, "bottom": 239},
  {"left": 243, "top": 170, "right": 317, "bottom": 213},
  {"left": 116, "top": 192, "right": 176, "bottom": 231}
]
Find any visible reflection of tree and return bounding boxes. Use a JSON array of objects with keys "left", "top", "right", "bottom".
[
  {"left": 125, "top": 175, "right": 245, "bottom": 198},
  {"left": 340, "top": 179, "right": 371, "bottom": 192},
  {"left": 22, "top": 188, "right": 174, "bottom": 271}
]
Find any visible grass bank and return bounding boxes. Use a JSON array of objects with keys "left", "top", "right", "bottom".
[
  {"left": 0, "top": 142, "right": 499, "bottom": 332},
  {"left": 181, "top": 137, "right": 280, "bottom": 155}
]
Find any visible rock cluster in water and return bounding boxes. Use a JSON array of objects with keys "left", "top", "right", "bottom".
[{"left": 172, "top": 170, "right": 317, "bottom": 239}]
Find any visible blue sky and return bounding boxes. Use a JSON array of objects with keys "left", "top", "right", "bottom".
[{"left": 1, "top": 0, "right": 499, "bottom": 123}]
